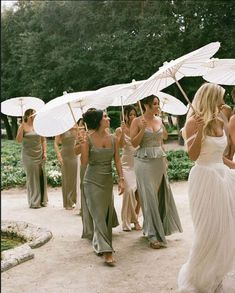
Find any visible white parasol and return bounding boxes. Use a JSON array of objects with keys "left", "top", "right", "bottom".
[
  {"left": 33, "top": 91, "right": 114, "bottom": 137},
  {"left": 125, "top": 42, "right": 221, "bottom": 112},
  {"left": 202, "top": 58, "right": 235, "bottom": 85},
  {"left": 1, "top": 96, "right": 45, "bottom": 118},
  {"left": 90, "top": 79, "right": 145, "bottom": 120},
  {"left": 156, "top": 92, "right": 187, "bottom": 116},
  {"left": 202, "top": 58, "right": 235, "bottom": 69}
]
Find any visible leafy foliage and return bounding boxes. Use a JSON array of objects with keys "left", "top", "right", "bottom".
[
  {"left": 167, "top": 150, "right": 194, "bottom": 181},
  {"left": 2, "top": 0, "right": 235, "bottom": 105},
  {"left": 2, "top": 1, "right": 235, "bottom": 139}
]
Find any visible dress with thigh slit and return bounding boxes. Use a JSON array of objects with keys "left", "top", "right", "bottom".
[{"left": 134, "top": 127, "right": 182, "bottom": 245}]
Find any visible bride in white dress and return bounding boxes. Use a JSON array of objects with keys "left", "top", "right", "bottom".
[{"left": 178, "top": 83, "right": 235, "bottom": 292}]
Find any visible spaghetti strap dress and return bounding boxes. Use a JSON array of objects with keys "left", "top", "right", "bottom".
[
  {"left": 178, "top": 132, "right": 235, "bottom": 292},
  {"left": 121, "top": 133, "right": 139, "bottom": 231},
  {"left": 83, "top": 135, "right": 119, "bottom": 253},
  {"left": 61, "top": 130, "right": 77, "bottom": 208},
  {"left": 134, "top": 127, "right": 182, "bottom": 245},
  {"left": 22, "top": 131, "right": 48, "bottom": 208}
]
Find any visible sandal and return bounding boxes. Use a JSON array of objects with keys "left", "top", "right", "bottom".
[
  {"left": 150, "top": 241, "right": 161, "bottom": 249},
  {"left": 134, "top": 222, "right": 142, "bottom": 231},
  {"left": 104, "top": 252, "right": 116, "bottom": 266}
]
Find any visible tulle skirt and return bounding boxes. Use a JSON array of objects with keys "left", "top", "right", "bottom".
[{"left": 178, "top": 163, "right": 235, "bottom": 292}]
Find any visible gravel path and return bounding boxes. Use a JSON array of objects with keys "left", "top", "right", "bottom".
[{"left": 1, "top": 182, "right": 235, "bottom": 293}]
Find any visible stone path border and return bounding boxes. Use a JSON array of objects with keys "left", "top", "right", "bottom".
[{"left": 1, "top": 220, "right": 52, "bottom": 272}]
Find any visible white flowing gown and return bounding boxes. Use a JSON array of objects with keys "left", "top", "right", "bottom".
[{"left": 178, "top": 131, "right": 235, "bottom": 292}]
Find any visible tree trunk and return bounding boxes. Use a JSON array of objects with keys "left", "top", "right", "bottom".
[
  {"left": 11, "top": 117, "right": 18, "bottom": 139},
  {"left": 177, "top": 115, "right": 186, "bottom": 146},
  {"left": 1, "top": 115, "right": 13, "bottom": 140},
  {"left": 168, "top": 115, "right": 174, "bottom": 127}
]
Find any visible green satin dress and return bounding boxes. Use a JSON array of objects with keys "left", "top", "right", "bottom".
[
  {"left": 61, "top": 130, "right": 77, "bottom": 208},
  {"left": 83, "top": 135, "right": 119, "bottom": 253},
  {"left": 134, "top": 128, "right": 183, "bottom": 245},
  {"left": 22, "top": 131, "right": 48, "bottom": 208}
]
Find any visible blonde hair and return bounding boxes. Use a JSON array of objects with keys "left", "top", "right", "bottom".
[{"left": 186, "top": 83, "right": 225, "bottom": 138}]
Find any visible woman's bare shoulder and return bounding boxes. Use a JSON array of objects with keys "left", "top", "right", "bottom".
[{"left": 185, "top": 116, "right": 198, "bottom": 135}]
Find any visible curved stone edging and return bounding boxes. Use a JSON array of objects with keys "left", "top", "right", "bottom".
[{"left": 1, "top": 220, "right": 53, "bottom": 272}]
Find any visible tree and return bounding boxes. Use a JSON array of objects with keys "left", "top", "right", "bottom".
[{"left": 1, "top": 0, "right": 235, "bottom": 139}]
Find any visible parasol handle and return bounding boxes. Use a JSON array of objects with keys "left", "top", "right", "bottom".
[
  {"left": 67, "top": 102, "right": 89, "bottom": 132},
  {"left": 121, "top": 96, "right": 125, "bottom": 122},
  {"left": 138, "top": 100, "right": 144, "bottom": 116},
  {"left": 68, "top": 102, "right": 88, "bottom": 132},
  {"left": 20, "top": 99, "right": 24, "bottom": 122},
  {"left": 78, "top": 101, "right": 88, "bottom": 132},
  {"left": 172, "top": 77, "right": 196, "bottom": 114}
]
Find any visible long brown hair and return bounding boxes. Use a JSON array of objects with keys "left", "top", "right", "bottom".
[{"left": 23, "top": 109, "right": 35, "bottom": 122}]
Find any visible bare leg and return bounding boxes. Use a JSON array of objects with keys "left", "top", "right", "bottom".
[
  {"left": 135, "top": 190, "right": 141, "bottom": 216},
  {"left": 134, "top": 190, "right": 142, "bottom": 230}
]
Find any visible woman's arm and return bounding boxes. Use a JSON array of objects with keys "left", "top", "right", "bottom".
[
  {"left": 113, "top": 136, "right": 125, "bottom": 195},
  {"left": 223, "top": 156, "right": 235, "bottom": 169},
  {"left": 130, "top": 117, "right": 147, "bottom": 148},
  {"left": 54, "top": 135, "right": 63, "bottom": 165},
  {"left": 162, "top": 122, "right": 168, "bottom": 140},
  {"left": 74, "top": 143, "right": 82, "bottom": 155},
  {"left": 80, "top": 133, "right": 89, "bottom": 167},
  {"left": 16, "top": 124, "right": 24, "bottom": 143},
  {"left": 74, "top": 129, "right": 84, "bottom": 155},
  {"left": 115, "top": 124, "right": 125, "bottom": 148},
  {"left": 41, "top": 137, "right": 47, "bottom": 161},
  {"left": 185, "top": 115, "right": 204, "bottom": 161},
  {"left": 229, "top": 115, "right": 235, "bottom": 146}
]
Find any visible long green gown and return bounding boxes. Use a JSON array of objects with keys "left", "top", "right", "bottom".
[
  {"left": 61, "top": 130, "right": 77, "bottom": 208},
  {"left": 134, "top": 128, "right": 183, "bottom": 245},
  {"left": 22, "top": 131, "right": 48, "bottom": 208},
  {"left": 83, "top": 135, "right": 119, "bottom": 253}
]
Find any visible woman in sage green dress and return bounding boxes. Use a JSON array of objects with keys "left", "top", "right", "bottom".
[
  {"left": 80, "top": 109, "right": 124, "bottom": 265},
  {"left": 54, "top": 126, "right": 77, "bottom": 210},
  {"left": 16, "top": 109, "right": 48, "bottom": 208},
  {"left": 75, "top": 117, "right": 119, "bottom": 241},
  {"left": 130, "top": 95, "right": 182, "bottom": 249}
]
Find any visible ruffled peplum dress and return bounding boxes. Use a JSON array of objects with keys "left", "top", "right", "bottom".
[{"left": 134, "top": 128, "right": 182, "bottom": 245}]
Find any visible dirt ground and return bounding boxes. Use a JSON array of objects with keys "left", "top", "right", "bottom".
[{"left": 1, "top": 182, "right": 235, "bottom": 293}]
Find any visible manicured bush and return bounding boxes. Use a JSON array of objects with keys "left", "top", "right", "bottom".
[{"left": 166, "top": 150, "right": 194, "bottom": 181}]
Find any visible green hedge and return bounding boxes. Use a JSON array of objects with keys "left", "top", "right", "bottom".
[
  {"left": 1, "top": 139, "right": 194, "bottom": 190},
  {"left": 166, "top": 150, "right": 194, "bottom": 181}
]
